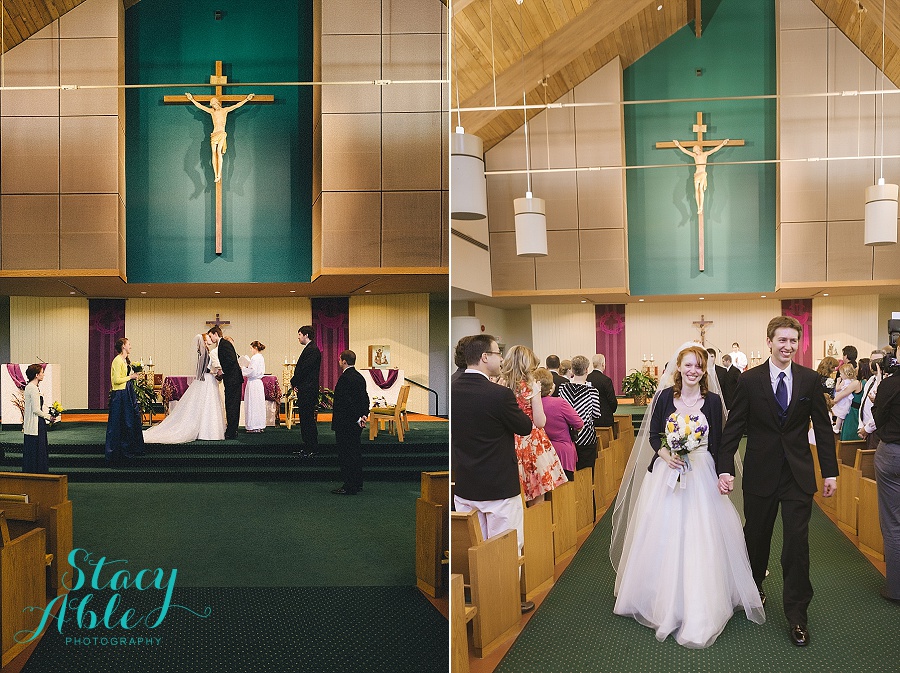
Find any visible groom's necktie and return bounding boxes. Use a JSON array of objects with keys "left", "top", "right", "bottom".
[{"left": 775, "top": 371, "right": 788, "bottom": 424}]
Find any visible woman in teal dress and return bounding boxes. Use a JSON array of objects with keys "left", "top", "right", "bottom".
[{"left": 841, "top": 358, "right": 871, "bottom": 442}]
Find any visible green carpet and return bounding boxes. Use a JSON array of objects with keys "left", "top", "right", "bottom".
[
  {"left": 20, "top": 586, "right": 447, "bottom": 673},
  {"left": 68, "top": 481, "right": 421, "bottom": 586},
  {"left": 496, "top": 505, "right": 899, "bottom": 671}
]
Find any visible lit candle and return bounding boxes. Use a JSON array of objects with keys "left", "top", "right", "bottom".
[
  {"left": 284, "top": 358, "right": 288, "bottom": 365},
  {"left": 650, "top": 354, "right": 654, "bottom": 361},
  {"left": 148, "top": 356, "right": 152, "bottom": 366},
  {"left": 642, "top": 353, "right": 646, "bottom": 361}
]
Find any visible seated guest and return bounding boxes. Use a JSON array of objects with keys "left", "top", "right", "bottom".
[
  {"left": 546, "top": 354, "right": 569, "bottom": 397},
  {"left": 586, "top": 353, "right": 618, "bottom": 427},
  {"left": 535, "top": 368, "right": 583, "bottom": 481},
  {"left": 558, "top": 355, "right": 601, "bottom": 471}
]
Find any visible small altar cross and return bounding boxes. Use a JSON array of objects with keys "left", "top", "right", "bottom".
[
  {"left": 656, "top": 113, "right": 745, "bottom": 271},
  {"left": 206, "top": 313, "right": 231, "bottom": 329},
  {"left": 164, "top": 61, "right": 273, "bottom": 255},
  {"left": 692, "top": 314, "right": 714, "bottom": 345}
]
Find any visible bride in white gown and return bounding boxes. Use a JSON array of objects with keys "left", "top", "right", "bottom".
[
  {"left": 610, "top": 343, "right": 764, "bottom": 648},
  {"left": 143, "top": 333, "right": 225, "bottom": 443}
]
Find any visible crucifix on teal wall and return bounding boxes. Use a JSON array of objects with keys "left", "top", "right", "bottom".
[
  {"left": 656, "top": 112, "right": 745, "bottom": 271},
  {"left": 164, "top": 61, "right": 274, "bottom": 254}
]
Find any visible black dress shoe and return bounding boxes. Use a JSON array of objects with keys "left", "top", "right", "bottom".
[
  {"left": 224, "top": 433, "right": 236, "bottom": 440},
  {"left": 331, "top": 487, "right": 358, "bottom": 495},
  {"left": 881, "top": 587, "right": 900, "bottom": 604},
  {"left": 521, "top": 600, "right": 535, "bottom": 614},
  {"left": 789, "top": 624, "right": 809, "bottom": 646},
  {"left": 758, "top": 590, "right": 766, "bottom": 606}
]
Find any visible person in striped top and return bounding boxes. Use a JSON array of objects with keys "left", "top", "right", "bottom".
[{"left": 558, "top": 355, "right": 601, "bottom": 471}]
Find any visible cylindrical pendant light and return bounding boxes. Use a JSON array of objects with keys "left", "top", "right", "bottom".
[
  {"left": 451, "top": 316, "right": 483, "bottom": 348},
  {"left": 865, "top": 179, "right": 899, "bottom": 246},
  {"left": 450, "top": 128, "right": 488, "bottom": 220},
  {"left": 514, "top": 192, "right": 548, "bottom": 256}
]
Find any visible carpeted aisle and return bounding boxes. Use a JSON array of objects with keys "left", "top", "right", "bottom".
[
  {"left": 495, "top": 505, "right": 899, "bottom": 672},
  {"left": 20, "top": 586, "right": 447, "bottom": 672}
]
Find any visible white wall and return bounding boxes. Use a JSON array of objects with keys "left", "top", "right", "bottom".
[{"left": 530, "top": 304, "right": 596, "bottom": 364}]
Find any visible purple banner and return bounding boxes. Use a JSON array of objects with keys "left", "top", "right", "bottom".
[
  {"left": 595, "top": 304, "right": 626, "bottom": 395},
  {"left": 88, "top": 299, "right": 125, "bottom": 409},
  {"left": 368, "top": 368, "right": 399, "bottom": 389},
  {"left": 6, "top": 363, "right": 27, "bottom": 390},
  {"left": 312, "top": 297, "right": 349, "bottom": 391},
  {"left": 782, "top": 299, "right": 813, "bottom": 368}
]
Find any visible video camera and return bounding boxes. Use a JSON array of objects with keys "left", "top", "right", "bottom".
[{"left": 890, "top": 318, "right": 900, "bottom": 349}]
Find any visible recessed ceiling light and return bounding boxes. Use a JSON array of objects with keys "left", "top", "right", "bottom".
[
  {"left": 69, "top": 291, "right": 76, "bottom": 295},
  {"left": 289, "top": 290, "right": 296, "bottom": 293},
  {"left": 580, "top": 299, "right": 587, "bottom": 303},
  {"left": 638, "top": 299, "right": 645, "bottom": 302},
  {"left": 760, "top": 295, "right": 766, "bottom": 298},
  {"left": 823, "top": 293, "right": 829, "bottom": 296},
  {"left": 140, "top": 291, "right": 147, "bottom": 295},
  {"left": 365, "top": 290, "right": 372, "bottom": 293},
  {"left": 214, "top": 291, "right": 221, "bottom": 294},
  {"left": 657, "top": 4, "right": 663, "bottom": 10},
  {"left": 699, "top": 297, "right": 705, "bottom": 300}
]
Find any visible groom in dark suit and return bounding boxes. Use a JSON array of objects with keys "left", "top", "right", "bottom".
[
  {"left": 718, "top": 315, "right": 838, "bottom": 647},
  {"left": 330, "top": 350, "right": 370, "bottom": 495},
  {"left": 208, "top": 326, "right": 243, "bottom": 440},
  {"left": 291, "top": 325, "right": 322, "bottom": 453}
]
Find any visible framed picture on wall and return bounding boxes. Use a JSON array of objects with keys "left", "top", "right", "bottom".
[
  {"left": 824, "top": 340, "right": 841, "bottom": 359},
  {"left": 368, "top": 345, "right": 391, "bottom": 368}
]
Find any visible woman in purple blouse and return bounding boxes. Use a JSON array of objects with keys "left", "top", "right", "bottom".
[{"left": 534, "top": 368, "right": 583, "bottom": 480}]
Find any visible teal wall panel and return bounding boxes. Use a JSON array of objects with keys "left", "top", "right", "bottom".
[
  {"left": 624, "top": 0, "right": 775, "bottom": 295},
  {"left": 125, "top": 0, "right": 312, "bottom": 283}
]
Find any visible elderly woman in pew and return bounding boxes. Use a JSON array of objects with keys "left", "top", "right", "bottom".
[
  {"left": 23, "top": 364, "right": 54, "bottom": 473},
  {"left": 873, "top": 349, "right": 900, "bottom": 605},
  {"left": 533, "top": 367, "right": 583, "bottom": 482}
]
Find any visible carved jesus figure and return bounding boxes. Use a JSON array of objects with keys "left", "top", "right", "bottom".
[
  {"left": 185, "top": 92, "right": 255, "bottom": 182},
  {"left": 672, "top": 138, "right": 730, "bottom": 214}
]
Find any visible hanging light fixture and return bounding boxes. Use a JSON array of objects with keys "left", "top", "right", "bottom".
[
  {"left": 450, "top": 7, "right": 487, "bottom": 221},
  {"left": 865, "top": 0, "right": 898, "bottom": 246},
  {"left": 513, "top": 0, "right": 547, "bottom": 257}
]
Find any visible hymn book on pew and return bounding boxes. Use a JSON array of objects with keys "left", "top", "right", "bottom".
[{"left": 0, "top": 493, "right": 29, "bottom": 503}]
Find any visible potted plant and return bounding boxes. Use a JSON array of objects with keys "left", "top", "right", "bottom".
[{"left": 621, "top": 370, "right": 658, "bottom": 406}]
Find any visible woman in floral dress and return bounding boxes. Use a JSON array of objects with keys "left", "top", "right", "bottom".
[{"left": 501, "top": 346, "right": 568, "bottom": 506}]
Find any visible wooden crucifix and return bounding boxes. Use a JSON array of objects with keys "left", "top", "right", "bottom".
[
  {"left": 164, "top": 61, "right": 273, "bottom": 254},
  {"left": 205, "top": 313, "right": 231, "bottom": 329},
  {"left": 656, "top": 113, "right": 744, "bottom": 271},
  {"left": 692, "top": 314, "right": 714, "bottom": 345}
]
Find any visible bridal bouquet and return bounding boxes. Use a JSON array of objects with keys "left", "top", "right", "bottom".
[{"left": 660, "top": 412, "right": 707, "bottom": 489}]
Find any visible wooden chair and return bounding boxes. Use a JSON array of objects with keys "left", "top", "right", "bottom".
[
  {"left": 0, "top": 510, "right": 48, "bottom": 667},
  {"left": 449, "top": 511, "right": 520, "bottom": 658},
  {"left": 521, "top": 494, "right": 554, "bottom": 601},
  {"left": 369, "top": 384, "right": 411, "bottom": 442},
  {"left": 415, "top": 471, "right": 449, "bottom": 597}
]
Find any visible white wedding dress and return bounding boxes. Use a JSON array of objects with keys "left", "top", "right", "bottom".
[
  {"left": 611, "top": 343, "right": 764, "bottom": 649},
  {"left": 143, "top": 335, "right": 225, "bottom": 443}
]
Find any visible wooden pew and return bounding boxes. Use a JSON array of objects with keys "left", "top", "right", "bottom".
[
  {"left": 595, "top": 426, "right": 614, "bottom": 451},
  {"left": 0, "top": 511, "right": 47, "bottom": 668},
  {"left": 858, "top": 476, "right": 884, "bottom": 561},
  {"left": 810, "top": 444, "right": 837, "bottom": 514},
  {"left": 837, "top": 439, "right": 865, "bottom": 467},
  {"left": 550, "top": 480, "right": 577, "bottom": 563},
  {"left": 450, "top": 573, "right": 474, "bottom": 673},
  {"left": 415, "top": 471, "right": 449, "bottom": 597},
  {"left": 835, "top": 445, "right": 871, "bottom": 535},
  {"left": 614, "top": 414, "right": 635, "bottom": 452},
  {"left": 0, "top": 473, "right": 72, "bottom": 595},
  {"left": 573, "top": 467, "right": 595, "bottom": 536},
  {"left": 520, "top": 496, "right": 554, "bottom": 601},
  {"left": 449, "top": 511, "right": 520, "bottom": 658},
  {"left": 857, "top": 449, "right": 876, "bottom": 480},
  {"left": 597, "top": 446, "right": 619, "bottom": 515}
]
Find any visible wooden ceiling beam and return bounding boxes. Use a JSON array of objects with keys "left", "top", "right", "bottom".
[{"left": 457, "top": 0, "right": 670, "bottom": 136}]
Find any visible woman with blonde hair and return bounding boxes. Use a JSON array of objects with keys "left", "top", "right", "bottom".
[{"left": 501, "top": 345, "right": 567, "bottom": 506}]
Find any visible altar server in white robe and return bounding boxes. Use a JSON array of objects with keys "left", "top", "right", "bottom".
[{"left": 242, "top": 341, "right": 267, "bottom": 432}]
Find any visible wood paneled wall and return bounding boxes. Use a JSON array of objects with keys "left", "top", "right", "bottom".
[
  {"left": 125, "top": 298, "right": 313, "bottom": 377},
  {"left": 349, "top": 293, "right": 431, "bottom": 413},
  {"left": 530, "top": 305, "right": 597, "bottom": 365},
  {"left": 9, "top": 297, "right": 90, "bottom": 408}
]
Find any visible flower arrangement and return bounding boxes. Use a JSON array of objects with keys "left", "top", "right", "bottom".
[
  {"left": 621, "top": 370, "right": 658, "bottom": 404},
  {"left": 11, "top": 392, "right": 25, "bottom": 423},
  {"left": 132, "top": 375, "right": 157, "bottom": 422},
  {"left": 47, "top": 401, "right": 65, "bottom": 428},
  {"left": 660, "top": 412, "right": 708, "bottom": 488},
  {"left": 317, "top": 388, "right": 335, "bottom": 411}
]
